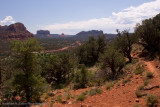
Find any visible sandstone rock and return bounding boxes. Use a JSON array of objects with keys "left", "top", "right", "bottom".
[
  {"left": 135, "top": 99, "right": 139, "bottom": 102},
  {"left": 68, "top": 101, "right": 73, "bottom": 104},
  {"left": 143, "top": 85, "right": 159, "bottom": 90},
  {"left": 0, "top": 23, "right": 34, "bottom": 40},
  {"left": 136, "top": 90, "right": 149, "bottom": 97}
]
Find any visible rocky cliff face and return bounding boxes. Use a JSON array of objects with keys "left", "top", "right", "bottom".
[{"left": 0, "top": 23, "right": 34, "bottom": 40}]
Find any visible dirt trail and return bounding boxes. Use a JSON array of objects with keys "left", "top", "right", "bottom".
[
  {"left": 133, "top": 53, "right": 160, "bottom": 77},
  {"left": 44, "top": 41, "right": 81, "bottom": 53},
  {"left": 143, "top": 60, "right": 159, "bottom": 77}
]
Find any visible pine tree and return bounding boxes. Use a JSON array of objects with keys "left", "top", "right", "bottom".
[{"left": 11, "top": 38, "right": 47, "bottom": 102}]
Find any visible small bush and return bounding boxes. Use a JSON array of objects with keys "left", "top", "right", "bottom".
[
  {"left": 64, "top": 92, "right": 71, "bottom": 100},
  {"left": 89, "top": 88, "right": 103, "bottom": 96},
  {"left": 135, "top": 91, "right": 143, "bottom": 98},
  {"left": 71, "top": 94, "right": 76, "bottom": 99},
  {"left": 146, "top": 94, "right": 158, "bottom": 107},
  {"left": 134, "top": 104, "right": 142, "bottom": 107},
  {"left": 146, "top": 72, "right": 154, "bottom": 79},
  {"left": 105, "top": 82, "right": 115, "bottom": 90},
  {"left": 132, "top": 59, "right": 139, "bottom": 64},
  {"left": 50, "top": 102, "right": 54, "bottom": 107},
  {"left": 122, "top": 78, "right": 131, "bottom": 84},
  {"left": 134, "top": 65, "right": 144, "bottom": 75},
  {"left": 81, "top": 91, "right": 88, "bottom": 96},
  {"left": 73, "top": 65, "right": 89, "bottom": 89},
  {"left": 89, "top": 89, "right": 97, "bottom": 96},
  {"left": 96, "top": 88, "right": 103, "bottom": 94},
  {"left": 129, "top": 74, "right": 133, "bottom": 78},
  {"left": 76, "top": 94, "right": 86, "bottom": 101},
  {"left": 117, "top": 82, "right": 120, "bottom": 87},
  {"left": 138, "top": 86, "right": 144, "bottom": 90},
  {"left": 144, "top": 80, "right": 149, "bottom": 86},
  {"left": 56, "top": 95, "right": 62, "bottom": 103}
]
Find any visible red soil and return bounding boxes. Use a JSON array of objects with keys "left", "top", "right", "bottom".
[{"left": 33, "top": 55, "right": 160, "bottom": 107}]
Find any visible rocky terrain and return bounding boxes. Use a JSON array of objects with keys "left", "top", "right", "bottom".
[
  {"left": 36, "top": 53, "right": 160, "bottom": 107},
  {"left": 0, "top": 22, "right": 34, "bottom": 40}
]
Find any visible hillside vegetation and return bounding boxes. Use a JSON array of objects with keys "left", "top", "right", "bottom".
[{"left": 0, "top": 13, "right": 160, "bottom": 107}]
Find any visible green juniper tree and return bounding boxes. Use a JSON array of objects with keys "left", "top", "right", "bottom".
[
  {"left": 45, "top": 54, "right": 74, "bottom": 89},
  {"left": 77, "top": 35, "right": 107, "bottom": 66},
  {"left": 135, "top": 14, "right": 160, "bottom": 58},
  {"left": 114, "top": 30, "right": 137, "bottom": 63},
  {"left": 74, "top": 64, "right": 88, "bottom": 89},
  {"left": 11, "top": 38, "right": 47, "bottom": 102},
  {"left": 77, "top": 36, "right": 98, "bottom": 66},
  {"left": 97, "top": 35, "right": 107, "bottom": 58},
  {"left": 100, "top": 46, "right": 125, "bottom": 79}
]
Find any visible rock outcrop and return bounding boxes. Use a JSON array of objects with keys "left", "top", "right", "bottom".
[
  {"left": 37, "top": 30, "right": 50, "bottom": 35},
  {"left": 71, "top": 30, "right": 117, "bottom": 41},
  {"left": 73, "top": 30, "right": 104, "bottom": 40},
  {"left": 0, "top": 22, "right": 34, "bottom": 40},
  {"left": 36, "top": 30, "right": 51, "bottom": 38}
]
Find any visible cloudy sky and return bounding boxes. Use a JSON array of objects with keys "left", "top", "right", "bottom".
[{"left": 0, "top": 0, "right": 160, "bottom": 34}]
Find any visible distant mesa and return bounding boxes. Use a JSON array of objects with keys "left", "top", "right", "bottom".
[
  {"left": 71, "top": 30, "right": 117, "bottom": 41},
  {"left": 35, "top": 30, "right": 59, "bottom": 38},
  {"left": 35, "top": 30, "right": 73, "bottom": 38},
  {"left": 0, "top": 22, "right": 34, "bottom": 40},
  {"left": 36, "top": 30, "right": 51, "bottom": 37},
  {"left": 37, "top": 30, "right": 50, "bottom": 35},
  {"left": 76, "top": 30, "right": 104, "bottom": 37},
  {"left": 35, "top": 29, "right": 116, "bottom": 40},
  {"left": 72, "top": 30, "right": 104, "bottom": 40}
]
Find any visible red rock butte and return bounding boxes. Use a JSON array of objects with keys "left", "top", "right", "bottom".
[{"left": 0, "top": 22, "right": 34, "bottom": 40}]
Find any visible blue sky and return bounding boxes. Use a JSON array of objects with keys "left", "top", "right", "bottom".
[{"left": 0, "top": 0, "right": 160, "bottom": 34}]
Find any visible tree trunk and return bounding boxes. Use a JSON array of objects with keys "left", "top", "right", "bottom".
[
  {"left": 111, "top": 67, "right": 116, "bottom": 79},
  {"left": 128, "top": 54, "right": 132, "bottom": 63},
  {"left": 26, "top": 86, "right": 30, "bottom": 102},
  {"left": 26, "top": 70, "right": 30, "bottom": 103}
]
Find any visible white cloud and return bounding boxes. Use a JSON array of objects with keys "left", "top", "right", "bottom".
[
  {"left": 42, "top": 0, "right": 160, "bottom": 34},
  {"left": 0, "top": 16, "right": 15, "bottom": 25}
]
